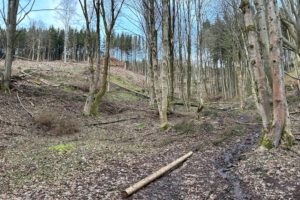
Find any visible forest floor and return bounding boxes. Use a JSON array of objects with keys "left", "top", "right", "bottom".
[{"left": 0, "top": 60, "right": 300, "bottom": 200}]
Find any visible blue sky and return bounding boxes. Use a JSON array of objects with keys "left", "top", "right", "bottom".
[
  {"left": 13, "top": 0, "right": 140, "bottom": 35},
  {"left": 20, "top": 0, "right": 78, "bottom": 28},
  {"left": 0, "top": 0, "right": 217, "bottom": 37}
]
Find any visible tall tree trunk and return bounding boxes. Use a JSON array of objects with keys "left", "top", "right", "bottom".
[
  {"left": 31, "top": 41, "right": 35, "bottom": 61},
  {"left": 2, "top": 0, "right": 19, "bottom": 91},
  {"left": 37, "top": 38, "right": 41, "bottom": 62},
  {"left": 161, "top": 0, "right": 170, "bottom": 129},
  {"left": 266, "top": 0, "right": 294, "bottom": 147},
  {"left": 255, "top": 0, "right": 272, "bottom": 89},
  {"left": 241, "top": 1, "right": 272, "bottom": 131},
  {"left": 186, "top": 1, "right": 192, "bottom": 105},
  {"left": 91, "top": 34, "right": 111, "bottom": 116},
  {"left": 80, "top": 0, "right": 96, "bottom": 116},
  {"left": 64, "top": 28, "right": 68, "bottom": 63},
  {"left": 177, "top": 0, "right": 184, "bottom": 100},
  {"left": 168, "top": 0, "right": 175, "bottom": 102},
  {"left": 144, "top": 1, "right": 156, "bottom": 106}
]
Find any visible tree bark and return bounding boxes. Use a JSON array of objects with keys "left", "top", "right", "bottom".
[
  {"left": 161, "top": 0, "right": 170, "bottom": 129},
  {"left": 267, "top": 0, "right": 294, "bottom": 147},
  {"left": 255, "top": 0, "right": 272, "bottom": 89},
  {"left": 3, "top": 0, "right": 19, "bottom": 91},
  {"left": 241, "top": 1, "right": 272, "bottom": 131}
]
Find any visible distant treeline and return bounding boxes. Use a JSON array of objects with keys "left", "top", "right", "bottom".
[{"left": 0, "top": 26, "right": 145, "bottom": 62}]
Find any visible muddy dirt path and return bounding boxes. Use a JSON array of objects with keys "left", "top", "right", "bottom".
[
  {"left": 125, "top": 123, "right": 261, "bottom": 200},
  {"left": 214, "top": 126, "right": 260, "bottom": 200}
]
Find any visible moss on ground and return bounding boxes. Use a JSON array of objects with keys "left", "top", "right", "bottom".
[
  {"left": 49, "top": 143, "right": 76, "bottom": 154},
  {"left": 260, "top": 137, "right": 274, "bottom": 150},
  {"left": 1, "top": 129, "right": 150, "bottom": 192}
]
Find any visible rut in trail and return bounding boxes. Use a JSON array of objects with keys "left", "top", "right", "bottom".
[{"left": 215, "top": 126, "right": 260, "bottom": 200}]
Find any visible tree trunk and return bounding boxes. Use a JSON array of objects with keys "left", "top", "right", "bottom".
[
  {"left": 186, "top": 1, "right": 192, "bottom": 105},
  {"left": 161, "top": 0, "right": 170, "bottom": 129},
  {"left": 255, "top": 0, "right": 272, "bottom": 89},
  {"left": 2, "top": 0, "right": 19, "bottom": 91},
  {"left": 64, "top": 28, "right": 68, "bottom": 63},
  {"left": 91, "top": 34, "right": 111, "bottom": 116},
  {"left": 37, "top": 38, "right": 41, "bottom": 62},
  {"left": 168, "top": 0, "right": 175, "bottom": 103},
  {"left": 266, "top": 0, "right": 294, "bottom": 148},
  {"left": 177, "top": 1, "right": 184, "bottom": 100},
  {"left": 242, "top": 1, "right": 272, "bottom": 131}
]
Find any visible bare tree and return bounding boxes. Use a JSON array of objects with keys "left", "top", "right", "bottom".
[
  {"left": 90, "top": 0, "right": 125, "bottom": 116},
  {"left": 0, "top": 0, "right": 35, "bottom": 91},
  {"left": 183, "top": 0, "right": 192, "bottom": 106},
  {"left": 78, "top": 0, "right": 96, "bottom": 115},
  {"left": 161, "top": 0, "right": 170, "bottom": 129},
  {"left": 255, "top": 0, "right": 272, "bottom": 89},
  {"left": 168, "top": 0, "right": 175, "bottom": 102},
  {"left": 57, "top": 0, "right": 77, "bottom": 63},
  {"left": 241, "top": 1, "right": 271, "bottom": 132},
  {"left": 266, "top": 0, "right": 294, "bottom": 147}
]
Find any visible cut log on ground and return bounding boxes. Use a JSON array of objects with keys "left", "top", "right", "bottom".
[
  {"left": 85, "top": 116, "right": 140, "bottom": 127},
  {"left": 173, "top": 101, "right": 199, "bottom": 107},
  {"left": 121, "top": 151, "right": 193, "bottom": 198},
  {"left": 109, "top": 82, "right": 150, "bottom": 99}
]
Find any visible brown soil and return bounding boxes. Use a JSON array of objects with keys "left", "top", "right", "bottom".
[{"left": 0, "top": 61, "right": 300, "bottom": 200}]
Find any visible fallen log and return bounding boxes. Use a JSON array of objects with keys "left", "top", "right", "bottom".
[
  {"left": 40, "top": 78, "right": 60, "bottom": 87},
  {"left": 109, "top": 81, "right": 150, "bottom": 99},
  {"left": 173, "top": 101, "right": 199, "bottom": 108},
  {"left": 85, "top": 116, "right": 139, "bottom": 127},
  {"left": 121, "top": 151, "right": 193, "bottom": 198}
]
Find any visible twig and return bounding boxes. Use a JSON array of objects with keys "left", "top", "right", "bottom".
[
  {"left": 285, "top": 71, "right": 300, "bottom": 81},
  {"left": 85, "top": 116, "right": 140, "bottom": 126},
  {"left": 17, "top": 92, "right": 34, "bottom": 118},
  {"left": 290, "top": 111, "right": 300, "bottom": 115},
  {"left": 234, "top": 120, "right": 262, "bottom": 125}
]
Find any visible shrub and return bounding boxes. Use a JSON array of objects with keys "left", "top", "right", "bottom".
[
  {"left": 34, "top": 111, "right": 56, "bottom": 131},
  {"left": 199, "top": 122, "right": 214, "bottom": 132},
  {"left": 34, "top": 112, "right": 80, "bottom": 136},
  {"left": 202, "top": 109, "right": 218, "bottom": 118},
  {"left": 173, "top": 120, "right": 195, "bottom": 134}
]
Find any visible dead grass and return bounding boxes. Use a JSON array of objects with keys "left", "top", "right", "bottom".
[{"left": 34, "top": 111, "right": 80, "bottom": 136}]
